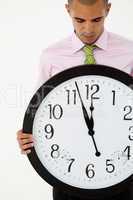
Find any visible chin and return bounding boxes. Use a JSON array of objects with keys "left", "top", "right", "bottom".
[
  {"left": 81, "top": 36, "right": 97, "bottom": 45},
  {"left": 83, "top": 38, "right": 96, "bottom": 45},
  {"left": 85, "top": 41, "right": 95, "bottom": 45}
]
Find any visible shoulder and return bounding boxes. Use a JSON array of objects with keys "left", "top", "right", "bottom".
[
  {"left": 40, "top": 34, "right": 73, "bottom": 59},
  {"left": 107, "top": 31, "right": 133, "bottom": 51}
]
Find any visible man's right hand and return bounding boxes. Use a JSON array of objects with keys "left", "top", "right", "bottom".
[{"left": 17, "top": 129, "right": 34, "bottom": 154}]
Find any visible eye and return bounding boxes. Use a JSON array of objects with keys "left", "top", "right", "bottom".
[
  {"left": 75, "top": 18, "right": 85, "bottom": 23},
  {"left": 93, "top": 18, "right": 103, "bottom": 22}
]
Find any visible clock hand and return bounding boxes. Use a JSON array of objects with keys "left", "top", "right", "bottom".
[
  {"left": 91, "top": 135, "right": 101, "bottom": 157},
  {"left": 88, "top": 98, "right": 94, "bottom": 131},
  {"left": 75, "top": 81, "right": 91, "bottom": 130},
  {"left": 89, "top": 98, "right": 101, "bottom": 157},
  {"left": 75, "top": 81, "right": 101, "bottom": 157}
]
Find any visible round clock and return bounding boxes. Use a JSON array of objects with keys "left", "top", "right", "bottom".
[{"left": 23, "top": 64, "right": 133, "bottom": 199}]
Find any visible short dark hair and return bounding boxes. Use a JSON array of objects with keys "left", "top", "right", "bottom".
[{"left": 68, "top": 0, "right": 109, "bottom": 5}]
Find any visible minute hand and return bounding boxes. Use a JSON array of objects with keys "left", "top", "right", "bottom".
[
  {"left": 75, "top": 81, "right": 92, "bottom": 130},
  {"left": 75, "top": 81, "right": 101, "bottom": 157},
  {"left": 89, "top": 99, "right": 101, "bottom": 157}
]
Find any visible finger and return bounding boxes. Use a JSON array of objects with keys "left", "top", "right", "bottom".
[
  {"left": 22, "top": 143, "right": 34, "bottom": 150},
  {"left": 21, "top": 149, "right": 31, "bottom": 155},
  {"left": 17, "top": 130, "right": 29, "bottom": 138},
  {"left": 16, "top": 129, "right": 22, "bottom": 135},
  {"left": 20, "top": 138, "right": 34, "bottom": 145},
  {"left": 17, "top": 129, "right": 32, "bottom": 136},
  {"left": 17, "top": 133, "right": 33, "bottom": 140},
  {"left": 18, "top": 141, "right": 34, "bottom": 149}
]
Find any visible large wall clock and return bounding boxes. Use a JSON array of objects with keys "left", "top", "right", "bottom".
[{"left": 23, "top": 64, "right": 133, "bottom": 199}]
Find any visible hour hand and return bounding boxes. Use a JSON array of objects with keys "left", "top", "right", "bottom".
[
  {"left": 89, "top": 98, "right": 95, "bottom": 131},
  {"left": 75, "top": 81, "right": 91, "bottom": 130},
  {"left": 81, "top": 101, "right": 92, "bottom": 130}
]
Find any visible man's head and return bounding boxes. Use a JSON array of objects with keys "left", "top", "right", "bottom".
[{"left": 66, "top": 0, "right": 111, "bottom": 45}]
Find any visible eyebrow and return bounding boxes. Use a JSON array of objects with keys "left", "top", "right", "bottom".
[{"left": 74, "top": 16, "right": 104, "bottom": 21}]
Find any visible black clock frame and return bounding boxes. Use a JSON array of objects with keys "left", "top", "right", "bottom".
[{"left": 23, "top": 64, "right": 133, "bottom": 199}]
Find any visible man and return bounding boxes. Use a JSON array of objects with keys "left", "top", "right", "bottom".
[{"left": 17, "top": 0, "right": 133, "bottom": 199}]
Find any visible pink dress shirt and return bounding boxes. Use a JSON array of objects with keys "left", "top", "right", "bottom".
[{"left": 36, "top": 29, "right": 133, "bottom": 89}]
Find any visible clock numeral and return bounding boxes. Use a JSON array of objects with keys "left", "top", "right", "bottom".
[
  {"left": 44, "top": 124, "right": 54, "bottom": 139},
  {"left": 129, "top": 126, "right": 133, "bottom": 141},
  {"left": 51, "top": 144, "right": 60, "bottom": 158},
  {"left": 85, "top": 84, "right": 100, "bottom": 100},
  {"left": 123, "top": 146, "right": 131, "bottom": 160},
  {"left": 67, "top": 158, "right": 75, "bottom": 172},
  {"left": 66, "top": 90, "right": 77, "bottom": 105},
  {"left": 48, "top": 104, "right": 63, "bottom": 119},
  {"left": 112, "top": 90, "right": 116, "bottom": 105},
  {"left": 106, "top": 159, "right": 115, "bottom": 173},
  {"left": 86, "top": 164, "right": 95, "bottom": 179},
  {"left": 123, "top": 106, "right": 133, "bottom": 120}
]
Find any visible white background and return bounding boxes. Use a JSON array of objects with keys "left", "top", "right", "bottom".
[{"left": 0, "top": 0, "right": 133, "bottom": 199}]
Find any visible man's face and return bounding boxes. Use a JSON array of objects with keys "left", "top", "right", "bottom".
[{"left": 66, "top": 0, "right": 111, "bottom": 44}]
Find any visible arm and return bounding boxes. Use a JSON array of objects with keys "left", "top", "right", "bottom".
[
  {"left": 34, "top": 49, "right": 52, "bottom": 91},
  {"left": 17, "top": 49, "right": 52, "bottom": 154}
]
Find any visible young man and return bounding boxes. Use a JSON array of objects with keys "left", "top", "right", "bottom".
[{"left": 17, "top": 0, "right": 133, "bottom": 199}]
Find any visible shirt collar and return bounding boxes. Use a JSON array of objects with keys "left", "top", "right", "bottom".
[
  {"left": 71, "top": 29, "right": 108, "bottom": 53},
  {"left": 95, "top": 29, "right": 108, "bottom": 50}
]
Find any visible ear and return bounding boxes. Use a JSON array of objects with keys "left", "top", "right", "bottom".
[
  {"left": 65, "top": 4, "right": 70, "bottom": 14},
  {"left": 106, "top": 3, "right": 111, "bottom": 16}
]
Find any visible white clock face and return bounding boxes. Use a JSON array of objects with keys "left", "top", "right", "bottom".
[{"left": 32, "top": 75, "right": 133, "bottom": 189}]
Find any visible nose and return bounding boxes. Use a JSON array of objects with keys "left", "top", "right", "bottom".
[{"left": 84, "top": 22, "right": 94, "bottom": 33}]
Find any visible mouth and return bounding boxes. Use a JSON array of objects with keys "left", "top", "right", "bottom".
[{"left": 84, "top": 35, "right": 95, "bottom": 39}]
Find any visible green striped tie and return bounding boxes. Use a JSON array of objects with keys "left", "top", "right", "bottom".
[{"left": 83, "top": 45, "right": 96, "bottom": 64}]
